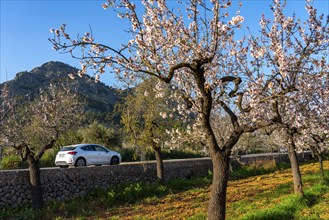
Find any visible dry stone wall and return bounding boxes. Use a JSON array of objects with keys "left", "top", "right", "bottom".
[
  {"left": 0, "top": 158, "right": 212, "bottom": 207},
  {"left": 0, "top": 153, "right": 312, "bottom": 208}
]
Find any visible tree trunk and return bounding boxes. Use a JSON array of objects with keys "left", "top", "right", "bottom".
[
  {"left": 193, "top": 67, "right": 244, "bottom": 219},
  {"left": 287, "top": 136, "right": 303, "bottom": 195},
  {"left": 28, "top": 157, "right": 44, "bottom": 209},
  {"left": 154, "top": 147, "right": 164, "bottom": 183},
  {"left": 208, "top": 151, "right": 230, "bottom": 220},
  {"left": 318, "top": 153, "right": 325, "bottom": 179},
  {"left": 310, "top": 145, "right": 325, "bottom": 179}
]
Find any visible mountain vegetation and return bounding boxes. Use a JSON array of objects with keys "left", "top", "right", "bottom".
[{"left": 0, "top": 61, "right": 123, "bottom": 124}]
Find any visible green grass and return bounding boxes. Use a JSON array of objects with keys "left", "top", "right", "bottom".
[
  {"left": 240, "top": 181, "right": 329, "bottom": 220},
  {"left": 1, "top": 161, "right": 328, "bottom": 220},
  {"left": 227, "top": 170, "right": 329, "bottom": 220}
]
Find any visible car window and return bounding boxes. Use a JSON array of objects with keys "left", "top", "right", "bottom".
[
  {"left": 60, "top": 146, "right": 76, "bottom": 151},
  {"left": 81, "top": 145, "right": 96, "bottom": 151},
  {"left": 94, "top": 146, "right": 108, "bottom": 152}
]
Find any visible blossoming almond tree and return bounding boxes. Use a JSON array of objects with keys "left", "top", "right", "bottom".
[
  {"left": 296, "top": 73, "right": 329, "bottom": 178},
  {"left": 49, "top": 1, "right": 269, "bottom": 219},
  {"left": 248, "top": 0, "right": 329, "bottom": 194},
  {"left": 0, "top": 83, "right": 82, "bottom": 209},
  {"left": 48, "top": 0, "right": 327, "bottom": 218},
  {"left": 300, "top": 127, "right": 328, "bottom": 178}
]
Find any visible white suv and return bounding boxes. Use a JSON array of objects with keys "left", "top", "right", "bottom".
[{"left": 55, "top": 144, "right": 121, "bottom": 168}]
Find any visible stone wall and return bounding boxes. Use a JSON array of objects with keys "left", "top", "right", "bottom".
[
  {"left": 0, "top": 152, "right": 312, "bottom": 208},
  {"left": 0, "top": 158, "right": 212, "bottom": 207}
]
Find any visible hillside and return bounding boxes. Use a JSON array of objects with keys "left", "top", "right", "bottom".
[{"left": 0, "top": 61, "right": 123, "bottom": 124}]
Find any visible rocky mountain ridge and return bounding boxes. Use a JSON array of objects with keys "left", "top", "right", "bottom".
[{"left": 0, "top": 61, "right": 123, "bottom": 124}]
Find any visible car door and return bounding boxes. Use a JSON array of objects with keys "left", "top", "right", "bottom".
[
  {"left": 81, "top": 145, "right": 98, "bottom": 164},
  {"left": 94, "top": 145, "right": 110, "bottom": 164}
]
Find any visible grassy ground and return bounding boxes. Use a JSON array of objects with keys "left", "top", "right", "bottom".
[{"left": 1, "top": 160, "right": 328, "bottom": 220}]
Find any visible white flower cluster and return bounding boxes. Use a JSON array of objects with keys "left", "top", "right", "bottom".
[
  {"left": 154, "top": 80, "right": 166, "bottom": 98},
  {"left": 250, "top": 45, "right": 266, "bottom": 59},
  {"left": 159, "top": 112, "right": 167, "bottom": 119},
  {"left": 230, "top": 15, "right": 244, "bottom": 26}
]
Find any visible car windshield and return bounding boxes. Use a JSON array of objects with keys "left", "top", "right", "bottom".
[{"left": 60, "top": 146, "right": 76, "bottom": 151}]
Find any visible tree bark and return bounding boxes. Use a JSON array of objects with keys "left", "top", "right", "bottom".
[
  {"left": 318, "top": 154, "right": 325, "bottom": 179},
  {"left": 193, "top": 64, "right": 243, "bottom": 219},
  {"left": 310, "top": 145, "right": 325, "bottom": 179},
  {"left": 154, "top": 147, "right": 164, "bottom": 183},
  {"left": 150, "top": 124, "right": 165, "bottom": 184},
  {"left": 208, "top": 151, "right": 230, "bottom": 220},
  {"left": 27, "top": 156, "right": 43, "bottom": 209},
  {"left": 287, "top": 134, "right": 303, "bottom": 195}
]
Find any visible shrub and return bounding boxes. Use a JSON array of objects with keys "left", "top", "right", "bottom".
[
  {"left": 39, "top": 150, "right": 57, "bottom": 167},
  {"left": 0, "top": 154, "right": 27, "bottom": 170},
  {"left": 78, "top": 122, "right": 122, "bottom": 149},
  {"left": 0, "top": 206, "right": 41, "bottom": 220},
  {"left": 119, "top": 148, "right": 138, "bottom": 162},
  {"left": 89, "top": 182, "right": 169, "bottom": 205}
]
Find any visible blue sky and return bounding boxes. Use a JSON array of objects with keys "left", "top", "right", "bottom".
[{"left": 1, "top": 0, "right": 328, "bottom": 86}]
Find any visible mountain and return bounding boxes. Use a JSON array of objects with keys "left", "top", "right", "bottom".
[{"left": 0, "top": 61, "right": 123, "bottom": 124}]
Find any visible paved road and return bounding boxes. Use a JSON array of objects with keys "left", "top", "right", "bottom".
[{"left": 1, "top": 151, "right": 312, "bottom": 172}]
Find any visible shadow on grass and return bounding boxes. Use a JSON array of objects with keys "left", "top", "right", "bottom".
[{"left": 241, "top": 181, "right": 329, "bottom": 220}]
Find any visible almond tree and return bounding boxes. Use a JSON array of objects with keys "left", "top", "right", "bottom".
[
  {"left": 248, "top": 0, "right": 329, "bottom": 194},
  {"left": 0, "top": 83, "right": 82, "bottom": 209},
  {"left": 301, "top": 128, "right": 328, "bottom": 178},
  {"left": 49, "top": 1, "right": 272, "bottom": 218},
  {"left": 48, "top": 0, "right": 329, "bottom": 218},
  {"left": 297, "top": 72, "right": 329, "bottom": 178}
]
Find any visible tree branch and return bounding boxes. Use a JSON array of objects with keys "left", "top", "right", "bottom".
[{"left": 36, "top": 140, "right": 56, "bottom": 161}]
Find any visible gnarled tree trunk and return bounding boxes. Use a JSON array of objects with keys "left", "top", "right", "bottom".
[
  {"left": 193, "top": 65, "right": 246, "bottom": 220},
  {"left": 27, "top": 156, "right": 43, "bottom": 209},
  {"left": 21, "top": 140, "right": 55, "bottom": 210}
]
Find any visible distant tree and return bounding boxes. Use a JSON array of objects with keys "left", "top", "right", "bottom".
[
  {"left": 296, "top": 73, "right": 329, "bottom": 178},
  {"left": 119, "top": 77, "right": 173, "bottom": 182},
  {"left": 248, "top": 0, "right": 329, "bottom": 194},
  {"left": 54, "top": 130, "right": 83, "bottom": 150},
  {"left": 303, "top": 132, "right": 328, "bottom": 178},
  {"left": 78, "top": 121, "right": 121, "bottom": 149},
  {"left": 233, "top": 132, "right": 268, "bottom": 155},
  {"left": 0, "top": 83, "right": 83, "bottom": 209}
]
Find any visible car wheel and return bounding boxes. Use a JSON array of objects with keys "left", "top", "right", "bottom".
[
  {"left": 75, "top": 158, "right": 86, "bottom": 167},
  {"left": 110, "top": 156, "right": 120, "bottom": 165}
]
